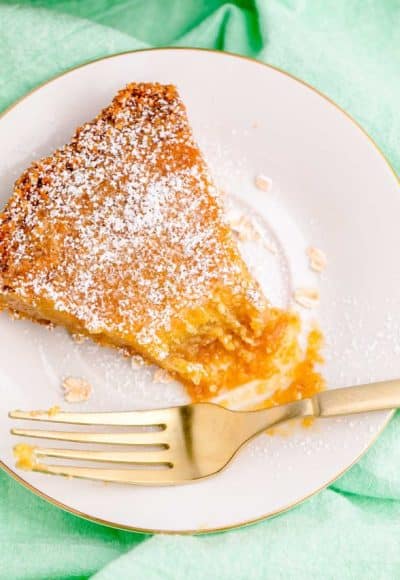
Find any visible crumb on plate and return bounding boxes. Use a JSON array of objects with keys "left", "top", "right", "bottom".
[
  {"left": 28, "top": 405, "right": 61, "bottom": 417},
  {"left": 294, "top": 288, "right": 320, "bottom": 309},
  {"left": 71, "top": 333, "right": 87, "bottom": 344},
  {"left": 255, "top": 174, "right": 272, "bottom": 192},
  {"left": 153, "top": 368, "right": 174, "bottom": 384},
  {"left": 62, "top": 377, "right": 92, "bottom": 403},
  {"left": 229, "top": 215, "right": 261, "bottom": 242},
  {"left": 307, "top": 246, "right": 327, "bottom": 273},
  {"left": 131, "top": 354, "right": 146, "bottom": 369},
  {"left": 13, "top": 443, "right": 37, "bottom": 470}
]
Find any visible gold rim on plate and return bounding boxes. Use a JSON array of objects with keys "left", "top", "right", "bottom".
[{"left": 0, "top": 47, "right": 398, "bottom": 535}]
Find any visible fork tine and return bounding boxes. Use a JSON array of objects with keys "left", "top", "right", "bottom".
[
  {"left": 11, "top": 428, "right": 168, "bottom": 446},
  {"left": 35, "top": 447, "right": 172, "bottom": 465},
  {"left": 32, "top": 464, "right": 185, "bottom": 485},
  {"left": 9, "top": 408, "right": 171, "bottom": 427}
]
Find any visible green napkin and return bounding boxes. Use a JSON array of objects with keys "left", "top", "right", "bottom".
[{"left": 0, "top": 1, "right": 399, "bottom": 578}]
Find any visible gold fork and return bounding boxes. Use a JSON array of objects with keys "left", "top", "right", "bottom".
[{"left": 9, "top": 379, "right": 400, "bottom": 485}]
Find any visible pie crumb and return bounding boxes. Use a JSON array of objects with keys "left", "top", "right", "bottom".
[
  {"left": 229, "top": 213, "right": 277, "bottom": 255},
  {"left": 294, "top": 288, "right": 320, "bottom": 309},
  {"left": 28, "top": 405, "right": 60, "bottom": 417},
  {"left": 71, "top": 333, "right": 86, "bottom": 344},
  {"left": 229, "top": 215, "right": 260, "bottom": 242},
  {"left": 13, "top": 443, "right": 37, "bottom": 470},
  {"left": 62, "top": 376, "right": 92, "bottom": 403},
  {"left": 131, "top": 354, "right": 146, "bottom": 369},
  {"left": 255, "top": 174, "right": 272, "bottom": 192},
  {"left": 307, "top": 246, "right": 327, "bottom": 273},
  {"left": 153, "top": 368, "right": 174, "bottom": 384},
  {"left": 9, "top": 309, "right": 23, "bottom": 320}
]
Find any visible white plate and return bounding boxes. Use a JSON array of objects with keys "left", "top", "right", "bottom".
[{"left": 0, "top": 49, "right": 399, "bottom": 534}]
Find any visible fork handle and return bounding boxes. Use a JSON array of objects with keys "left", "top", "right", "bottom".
[{"left": 312, "top": 378, "right": 400, "bottom": 418}]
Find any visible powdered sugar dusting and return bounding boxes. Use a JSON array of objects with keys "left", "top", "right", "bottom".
[{"left": 0, "top": 84, "right": 262, "bottom": 360}]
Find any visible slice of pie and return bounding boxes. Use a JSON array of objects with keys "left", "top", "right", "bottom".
[{"left": 0, "top": 83, "right": 323, "bottom": 401}]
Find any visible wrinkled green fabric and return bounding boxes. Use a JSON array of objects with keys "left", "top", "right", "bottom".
[{"left": 0, "top": 1, "right": 399, "bottom": 578}]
